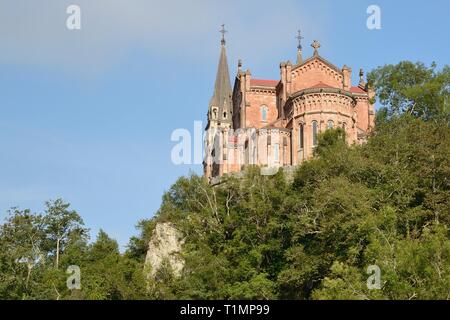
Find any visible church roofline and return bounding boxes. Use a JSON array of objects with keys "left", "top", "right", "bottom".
[
  {"left": 308, "top": 81, "right": 334, "bottom": 89},
  {"left": 292, "top": 54, "right": 343, "bottom": 75},
  {"left": 350, "top": 86, "right": 368, "bottom": 94},
  {"left": 250, "top": 79, "right": 280, "bottom": 88},
  {"left": 288, "top": 87, "right": 357, "bottom": 102}
]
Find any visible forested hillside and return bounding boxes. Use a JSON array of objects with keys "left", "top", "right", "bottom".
[{"left": 1, "top": 61, "right": 449, "bottom": 300}]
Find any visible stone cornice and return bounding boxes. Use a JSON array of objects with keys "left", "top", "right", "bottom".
[
  {"left": 288, "top": 87, "right": 356, "bottom": 101},
  {"left": 250, "top": 87, "right": 277, "bottom": 94}
]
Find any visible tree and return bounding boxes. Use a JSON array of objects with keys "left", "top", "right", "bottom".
[
  {"left": 0, "top": 208, "right": 46, "bottom": 299},
  {"left": 43, "top": 199, "right": 87, "bottom": 270},
  {"left": 367, "top": 61, "right": 449, "bottom": 123},
  {"left": 80, "top": 230, "right": 148, "bottom": 300}
]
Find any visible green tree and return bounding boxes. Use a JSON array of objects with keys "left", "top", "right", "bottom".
[
  {"left": 43, "top": 199, "right": 87, "bottom": 270},
  {"left": 80, "top": 230, "right": 149, "bottom": 300},
  {"left": 0, "top": 208, "right": 46, "bottom": 299},
  {"left": 367, "top": 61, "right": 449, "bottom": 122}
]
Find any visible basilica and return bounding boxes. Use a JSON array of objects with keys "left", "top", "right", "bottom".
[{"left": 204, "top": 28, "right": 375, "bottom": 182}]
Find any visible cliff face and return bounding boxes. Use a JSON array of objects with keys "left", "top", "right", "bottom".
[{"left": 144, "top": 222, "right": 184, "bottom": 278}]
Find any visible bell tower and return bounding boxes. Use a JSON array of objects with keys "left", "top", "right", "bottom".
[{"left": 204, "top": 25, "right": 233, "bottom": 180}]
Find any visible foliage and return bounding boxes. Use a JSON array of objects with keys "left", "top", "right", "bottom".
[
  {"left": 0, "top": 61, "right": 448, "bottom": 299},
  {"left": 0, "top": 201, "right": 149, "bottom": 300},
  {"left": 367, "top": 61, "right": 449, "bottom": 123},
  {"left": 145, "top": 113, "right": 448, "bottom": 300}
]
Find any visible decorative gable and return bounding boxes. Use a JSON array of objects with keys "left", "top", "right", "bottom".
[{"left": 291, "top": 56, "right": 344, "bottom": 92}]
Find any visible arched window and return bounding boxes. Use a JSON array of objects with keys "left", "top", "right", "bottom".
[
  {"left": 223, "top": 111, "right": 227, "bottom": 119},
  {"left": 342, "top": 122, "right": 347, "bottom": 131},
  {"left": 327, "top": 120, "right": 334, "bottom": 129},
  {"left": 261, "top": 105, "right": 268, "bottom": 122},
  {"left": 298, "top": 124, "right": 304, "bottom": 149},
  {"left": 312, "top": 121, "right": 318, "bottom": 146}
]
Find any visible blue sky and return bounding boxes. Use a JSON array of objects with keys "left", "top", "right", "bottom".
[{"left": 0, "top": 0, "right": 449, "bottom": 249}]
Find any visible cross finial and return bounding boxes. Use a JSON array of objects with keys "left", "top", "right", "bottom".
[
  {"left": 311, "top": 40, "right": 321, "bottom": 56},
  {"left": 359, "top": 68, "right": 366, "bottom": 86},
  {"left": 296, "top": 30, "right": 304, "bottom": 50},
  {"left": 220, "top": 24, "right": 227, "bottom": 45}
]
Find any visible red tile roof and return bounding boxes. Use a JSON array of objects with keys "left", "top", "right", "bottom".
[
  {"left": 350, "top": 86, "right": 367, "bottom": 94},
  {"left": 308, "top": 81, "right": 334, "bottom": 89},
  {"left": 249, "top": 80, "right": 367, "bottom": 94},
  {"left": 250, "top": 79, "right": 279, "bottom": 87}
]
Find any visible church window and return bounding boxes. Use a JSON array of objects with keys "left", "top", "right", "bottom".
[
  {"left": 274, "top": 143, "right": 279, "bottom": 162},
  {"left": 261, "top": 105, "right": 268, "bottom": 122},
  {"left": 299, "top": 124, "right": 304, "bottom": 149},
  {"left": 312, "top": 121, "right": 318, "bottom": 146},
  {"left": 223, "top": 111, "right": 227, "bottom": 119},
  {"left": 327, "top": 120, "right": 334, "bottom": 129},
  {"left": 212, "top": 108, "right": 218, "bottom": 119},
  {"left": 342, "top": 122, "right": 347, "bottom": 131}
]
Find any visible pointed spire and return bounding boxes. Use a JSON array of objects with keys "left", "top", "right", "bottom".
[
  {"left": 296, "top": 30, "right": 304, "bottom": 64},
  {"left": 209, "top": 27, "right": 232, "bottom": 123}
]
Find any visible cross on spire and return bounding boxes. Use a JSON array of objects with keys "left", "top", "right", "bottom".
[
  {"left": 296, "top": 30, "right": 304, "bottom": 50},
  {"left": 296, "top": 30, "right": 304, "bottom": 65},
  {"left": 220, "top": 24, "right": 227, "bottom": 45},
  {"left": 359, "top": 68, "right": 366, "bottom": 86},
  {"left": 311, "top": 40, "right": 321, "bottom": 56}
]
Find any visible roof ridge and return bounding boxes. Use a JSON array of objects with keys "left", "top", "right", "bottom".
[{"left": 250, "top": 79, "right": 279, "bottom": 87}]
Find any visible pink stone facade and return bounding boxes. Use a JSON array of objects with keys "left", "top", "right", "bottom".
[{"left": 204, "top": 40, "right": 375, "bottom": 182}]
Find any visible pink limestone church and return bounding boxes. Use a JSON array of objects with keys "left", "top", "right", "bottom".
[{"left": 204, "top": 28, "right": 375, "bottom": 182}]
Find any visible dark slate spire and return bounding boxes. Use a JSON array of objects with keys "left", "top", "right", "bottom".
[{"left": 209, "top": 25, "right": 232, "bottom": 124}]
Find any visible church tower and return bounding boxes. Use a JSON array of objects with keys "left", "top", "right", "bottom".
[{"left": 204, "top": 25, "right": 233, "bottom": 180}]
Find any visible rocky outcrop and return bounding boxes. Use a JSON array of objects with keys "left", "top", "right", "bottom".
[{"left": 144, "top": 222, "right": 184, "bottom": 278}]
